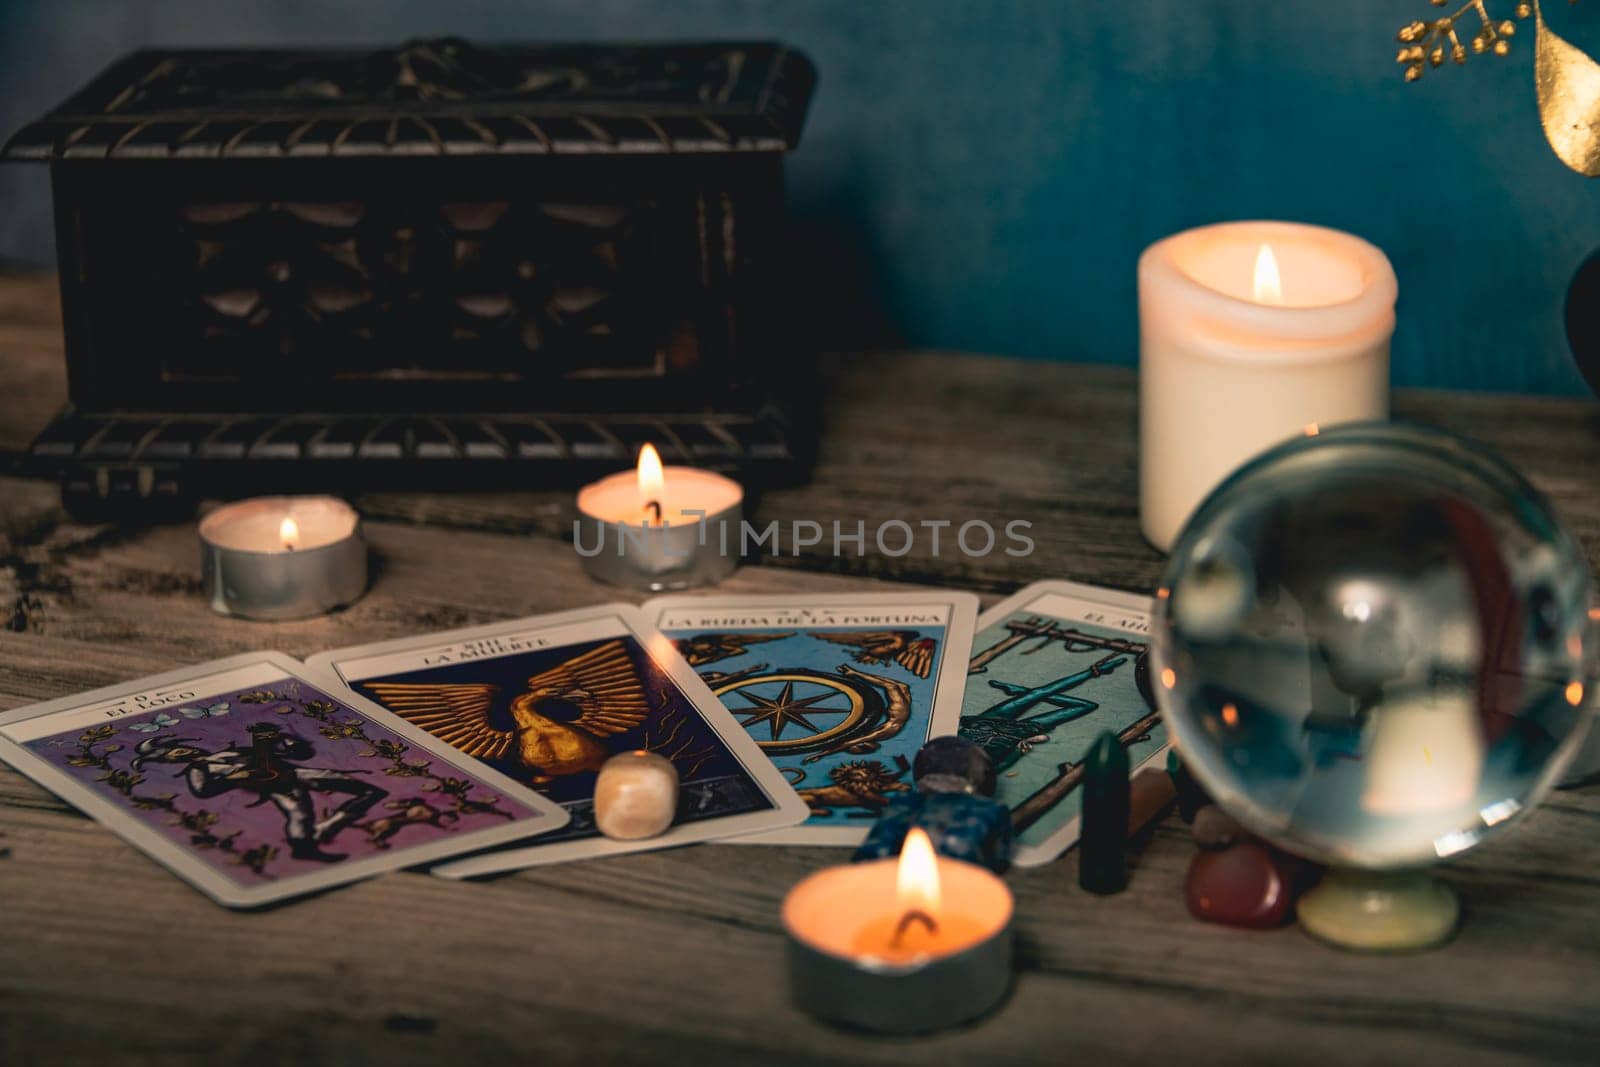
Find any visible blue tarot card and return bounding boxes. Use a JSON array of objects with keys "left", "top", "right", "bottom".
[{"left": 648, "top": 593, "right": 978, "bottom": 845}]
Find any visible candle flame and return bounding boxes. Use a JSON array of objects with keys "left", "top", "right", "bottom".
[
  {"left": 637, "top": 443, "right": 665, "bottom": 518},
  {"left": 279, "top": 516, "right": 299, "bottom": 551},
  {"left": 896, "top": 827, "right": 941, "bottom": 916},
  {"left": 1253, "top": 243, "right": 1283, "bottom": 305}
]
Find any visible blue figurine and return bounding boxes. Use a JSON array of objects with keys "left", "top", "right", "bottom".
[{"left": 853, "top": 736, "right": 1014, "bottom": 872}]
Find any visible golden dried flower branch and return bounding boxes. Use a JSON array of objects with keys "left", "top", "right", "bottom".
[{"left": 1395, "top": 0, "right": 1571, "bottom": 81}]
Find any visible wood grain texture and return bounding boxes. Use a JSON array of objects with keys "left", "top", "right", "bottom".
[{"left": 1, "top": 272, "right": 1598, "bottom": 1065}]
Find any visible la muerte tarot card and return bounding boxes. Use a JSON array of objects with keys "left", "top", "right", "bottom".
[
  {"left": 646, "top": 592, "right": 978, "bottom": 846},
  {"left": 307, "top": 604, "right": 807, "bottom": 875},
  {"left": 0, "top": 652, "right": 569, "bottom": 907},
  {"left": 962, "top": 580, "right": 1167, "bottom": 867}
]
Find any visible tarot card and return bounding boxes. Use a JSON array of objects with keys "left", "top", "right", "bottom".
[
  {"left": 306, "top": 603, "right": 807, "bottom": 876},
  {"left": 0, "top": 652, "right": 569, "bottom": 908},
  {"left": 962, "top": 580, "right": 1167, "bottom": 867},
  {"left": 645, "top": 592, "right": 979, "bottom": 846}
]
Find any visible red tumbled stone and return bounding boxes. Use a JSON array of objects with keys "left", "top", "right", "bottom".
[{"left": 1184, "top": 842, "right": 1292, "bottom": 929}]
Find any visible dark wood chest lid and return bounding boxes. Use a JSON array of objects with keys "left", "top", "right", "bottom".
[{"left": 4, "top": 38, "right": 816, "bottom": 161}]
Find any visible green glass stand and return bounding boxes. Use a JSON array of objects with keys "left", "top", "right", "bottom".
[{"left": 1297, "top": 869, "right": 1459, "bottom": 952}]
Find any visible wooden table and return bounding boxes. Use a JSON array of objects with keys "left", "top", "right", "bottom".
[{"left": 1, "top": 272, "right": 1597, "bottom": 1065}]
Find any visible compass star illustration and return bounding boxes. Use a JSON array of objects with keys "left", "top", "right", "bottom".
[
  {"left": 736, "top": 679, "right": 852, "bottom": 741},
  {"left": 714, "top": 670, "right": 874, "bottom": 754}
]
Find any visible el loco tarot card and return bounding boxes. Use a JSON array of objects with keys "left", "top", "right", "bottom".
[
  {"left": 306, "top": 604, "right": 807, "bottom": 875},
  {"left": 645, "top": 592, "right": 979, "bottom": 846},
  {"left": 0, "top": 652, "right": 569, "bottom": 908},
  {"left": 962, "top": 580, "right": 1167, "bottom": 867}
]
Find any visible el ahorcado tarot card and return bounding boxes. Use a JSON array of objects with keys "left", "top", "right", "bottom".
[{"left": 961, "top": 580, "right": 1168, "bottom": 867}]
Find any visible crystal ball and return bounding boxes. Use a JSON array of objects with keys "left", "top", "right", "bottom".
[{"left": 1152, "top": 423, "right": 1596, "bottom": 868}]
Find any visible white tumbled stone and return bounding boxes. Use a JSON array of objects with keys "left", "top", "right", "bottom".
[{"left": 594, "top": 750, "right": 679, "bottom": 840}]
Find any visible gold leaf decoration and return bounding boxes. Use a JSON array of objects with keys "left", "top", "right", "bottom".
[{"left": 1536, "top": 1, "right": 1600, "bottom": 174}]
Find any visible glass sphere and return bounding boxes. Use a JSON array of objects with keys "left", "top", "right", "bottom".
[{"left": 1153, "top": 423, "right": 1596, "bottom": 868}]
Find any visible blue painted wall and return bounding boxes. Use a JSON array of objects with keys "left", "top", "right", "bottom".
[{"left": 1, "top": 1, "right": 1596, "bottom": 394}]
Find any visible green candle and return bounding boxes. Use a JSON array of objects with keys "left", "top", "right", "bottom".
[{"left": 1079, "top": 730, "right": 1130, "bottom": 895}]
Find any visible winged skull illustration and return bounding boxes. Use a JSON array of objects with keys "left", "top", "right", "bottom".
[{"left": 363, "top": 639, "right": 653, "bottom": 785}]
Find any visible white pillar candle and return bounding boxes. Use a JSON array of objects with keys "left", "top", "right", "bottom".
[
  {"left": 1360, "top": 692, "right": 1485, "bottom": 818},
  {"left": 1139, "top": 221, "right": 1398, "bottom": 551}
]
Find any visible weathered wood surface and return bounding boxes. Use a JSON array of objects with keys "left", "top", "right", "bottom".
[{"left": 1, "top": 270, "right": 1598, "bottom": 1065}]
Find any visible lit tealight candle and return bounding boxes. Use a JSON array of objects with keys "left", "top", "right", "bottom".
[
  {"left": 783, "top": 828, "right": 1014, "bottom": 1034},
  {"left": 198, "top": 496, "right": 367, "bottom": 620},
  {"left": 1139, "top": 221, "right": 1398, "bottom": 551},
  {"left": 574, "top": 444, "right": 743, "bottom": 591}
]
